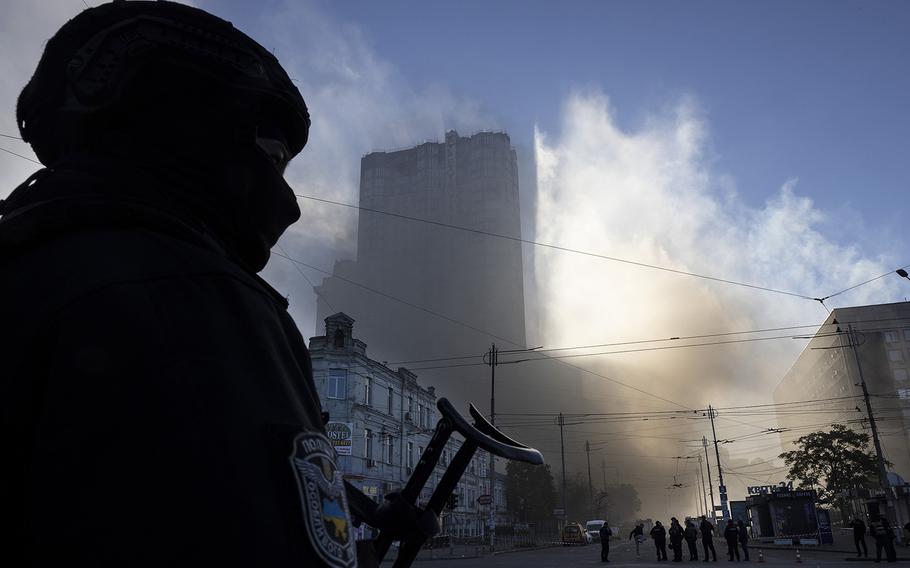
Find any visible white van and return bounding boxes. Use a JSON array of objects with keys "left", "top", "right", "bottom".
[{"left": 586, "top": 520, "right": 607, "bottom": 542}]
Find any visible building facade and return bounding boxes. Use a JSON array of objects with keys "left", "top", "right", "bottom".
[
  {"left": 772, "top": 301, "right": 910, "bottom": 503},
  {"left": 314, "top": 130, "right": 527, "bottom": 378},
  {"left": 309, "top": 313, "right": 507, "bottom": 538}
]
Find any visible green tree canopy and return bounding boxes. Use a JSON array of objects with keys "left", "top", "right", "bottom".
[
  {"left": 505, "top": 461, "right": 557, "bottom": 524},
  {"left": 778, "top": 424, "right": 881, "bottom": 512}
]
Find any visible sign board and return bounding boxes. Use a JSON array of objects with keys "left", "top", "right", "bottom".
[
  {"left": 553, "top": 508, "right": 566, "bottom": 517},
  {"left": 478, "top": 494, "right": 492, "bottom": 505},
  {"left": 718, "top": 485, "right": 727, "bottom": 493},
  {"left": 747, "top": 481, "right": 793, "bottom": 495},
  {"left": 325, "top": 422, "right": 353, "bottom": 456},
  {"left": 714, "top": 505, "right": 725, "bottom": 511}
]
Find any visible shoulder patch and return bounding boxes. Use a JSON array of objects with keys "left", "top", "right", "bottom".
[{"left": 290, "top": 431, "right": 358, "bottom": 568}]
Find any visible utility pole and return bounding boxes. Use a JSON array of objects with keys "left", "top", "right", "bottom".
[
  {"left": 586, "top": 441, "right": 594, "bottom": 516},
  {"left": 847, "top": 324, "right": 895, "bottom": 523},
  {"left": 703, "top": 436, "right": 716, "bottom": 519},
  {"left": 559, "top": 412, "right": 567, "bottom": 522},
  {"left": 698, "top": 454, "right": 709, "bottom": 519},
  {"left": 602, "top": 458, "right": 607, "bottom": 491},
  {"left": 486, "top": 344, "right": 498, "bottom": 550},
  {"left": 708, "top": 405, "right": 729, "bottom": 521}
]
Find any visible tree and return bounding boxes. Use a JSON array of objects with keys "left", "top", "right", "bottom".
[
  {"left": 601, "top": 484, "right": 642, "bottom": 523},
  {"left": 778, "top": 424, "right": 882, "bottom": 515},
  {"left": 505, "top": 461, "right": 557, "bottom": 524}
]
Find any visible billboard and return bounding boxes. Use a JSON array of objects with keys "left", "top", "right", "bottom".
[{"left": 325, "top": 422, "right": 354, "bottom": 456}]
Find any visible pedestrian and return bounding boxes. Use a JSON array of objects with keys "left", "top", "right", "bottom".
[
  {"left": 0, "top": 2, "right": 363, "bottom": 567},
  {"left": 850, "top": 517, "right": 869, "bottom": 558},
  {"left": 700, "top": 515, "right": 718, "bottom": 562},
  {"left": 685, "top": 520, "right": 700, "bottom": 561},
  {"left": 669, "top": 517, "right": 685, "bottom": 562},
  {"left": 871, "top": 516, "right": 897, "bottom": 563},
  {"left": 724, "top": 521, "right": 740, "bottom": 561},
  {"left": 630, "top": 523, "right": 646, "bottom": 556},
  {"left": 652, "top": 521, "right": 669, "bottom": 561},
  {"left": 736, "top": 520, "right": 750, "bottom": 561},
  {"left": 600, "top": 521, "right": 614, "bottom": 562}
]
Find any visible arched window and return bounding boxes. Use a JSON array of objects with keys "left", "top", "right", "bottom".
[{"left": 333, "top": 328, "right": 345, "bottom": 348}]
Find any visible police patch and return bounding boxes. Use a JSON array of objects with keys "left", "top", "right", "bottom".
[{"left": 290, "top": 432, "right": 357, "bottom": 568}]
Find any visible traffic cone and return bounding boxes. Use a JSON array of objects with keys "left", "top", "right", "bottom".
[
  {"left": 758, "top": 550, "right": 764, "bottom": 563},
  {"left": 795, "top": 549, "right": 801, "bottom": 564}
]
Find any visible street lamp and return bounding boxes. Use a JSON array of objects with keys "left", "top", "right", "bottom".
[{"left": 897, "top": 268, "right": 909, "bottom": 281}]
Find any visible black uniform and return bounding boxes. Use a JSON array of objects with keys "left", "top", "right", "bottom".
[
  {"left": 685, "top": 522, "right": 700, "bottom": 561},
  {"left": 737, "top": 521, "right": 750, "bottom": 561},
  {"left": 723, "top": 523, "right": 740, "bottom": 561},
  {"left": 700, "top": 518, "right": 718, "bottom": 561},
  {"left": 851, "top": 518, "right": 868, "bottom": 557},
  {"left": 0, "top": 2, "right": 354, "bottom": 567},
  {"left": 871, "top": 518, "right": 897, "bottom": 563},
  {"left": 652, "top": 523, "right": 669, "bottom": 561},
  {"left": 630, "top": 524, "right": 645, "bottom": 556},
  {"left": 669, "top": 520, "right": 685, "bottom": 562},
  {"left": 601, "top": 524, "right": 613, "bottom": 562}
]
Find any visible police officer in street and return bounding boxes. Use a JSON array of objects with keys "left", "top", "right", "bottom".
[
  {"left": 0, "top": 2, "right": 357, "bottom": 566},
  {"left": 851, "top": 516, "right": 869, "bottom": 558},
  {"left": 723, "top": 521, "right": 740, "bottom": 561},
  {"left": 652, "top": 520, "right": 669, "bottom": 561},
  {"left": 630, "top": 523, "right": 646, "bottom": 556},
  {"left": 669, "top": 517, "right": 685, "bottom": 562},
  {"left": 685, "top": 519, "right": 700, "bottom": 561},
  {"left": 600, "top": 521, "right": 613, "bottom": 562},
  {"left": 736, "top": 519, "right": 750, "bottom": 561},
  {"left": 700, "top": 515, "right": 718, "bottom": 562}
]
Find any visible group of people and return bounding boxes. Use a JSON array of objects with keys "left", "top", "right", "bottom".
[
  {"left": 849, "top": 516, "right": 907, "bottom": 563},
  {"left": 625, "top": 517, "right": 749, "bottom": 562}
]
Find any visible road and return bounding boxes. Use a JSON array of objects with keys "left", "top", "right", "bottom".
[{"left": 405, "top": 542, "right": 900, "bottom": 567}]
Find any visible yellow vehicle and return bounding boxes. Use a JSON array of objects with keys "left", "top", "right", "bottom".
[{"left": 562, "top": 522, "right": 587, "bottom": 545}]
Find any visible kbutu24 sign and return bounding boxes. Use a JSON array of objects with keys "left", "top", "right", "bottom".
[{"left": 747, "top": 481, "right": 793, "bottom": 495}]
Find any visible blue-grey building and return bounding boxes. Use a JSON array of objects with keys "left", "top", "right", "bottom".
[{"left": 310, "top": 312, "right": 507, "bottom": 538}]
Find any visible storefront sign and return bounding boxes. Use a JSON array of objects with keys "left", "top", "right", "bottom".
[
  {"left": 325, "top": 422, "right": 353, "bottom": 456},
  {"left": 747, "top": 481, "right": 793, "bottom": 495}
]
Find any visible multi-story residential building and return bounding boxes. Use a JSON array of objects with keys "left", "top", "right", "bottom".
[
  {"left": 314, "top": 129, "right": 527, "bottom": 378},
  {"left": 309, "top": 312, "right": 507, "bottom": 538},
  {"left": 772, "top": 301, "right": 910, "bottom": 487}
]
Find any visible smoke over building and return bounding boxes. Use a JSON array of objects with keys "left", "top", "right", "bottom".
[{"left": 315, "top": 130, "right": 527, "bottom": 405}]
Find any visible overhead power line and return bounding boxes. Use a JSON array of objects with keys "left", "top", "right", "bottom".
[{"left": 295, "top": 192, "right": 818, "bottom": 301}]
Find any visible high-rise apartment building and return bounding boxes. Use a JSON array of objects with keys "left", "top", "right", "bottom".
[
  {"left": 315, "top": 130, "right": 526, "bottom": 379},
  {"left": 772, "top": 301, "right": 910, "bottom": 486}
]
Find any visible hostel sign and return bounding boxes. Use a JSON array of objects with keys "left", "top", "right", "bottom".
[{"left": 325, "top": 422, "right": 354, "bottom": 456}]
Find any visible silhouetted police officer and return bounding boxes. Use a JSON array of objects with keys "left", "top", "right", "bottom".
[{"left": 0, "top": 2, "right": 359, "bottom": 566}]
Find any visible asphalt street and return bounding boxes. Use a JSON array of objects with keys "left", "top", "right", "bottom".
[{"left": 406, "top": 542, "right": 903, "bottom": 568}]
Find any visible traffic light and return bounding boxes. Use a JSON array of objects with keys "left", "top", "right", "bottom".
[{"left": 446, "top": 494, "right": 459, "bottom": 510}]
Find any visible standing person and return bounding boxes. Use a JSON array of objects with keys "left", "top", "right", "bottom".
[
  {"left": 652, "top": 521, "right": 669, "bottom": 561},
  {"left": 685, "top": 520, "right": 700, "bottom": 561},
  {"left": 851, "top": 517, "right": 869, "bottom": 558},
  {"left": 0, "top": 2, "right": 368, "bottom": 567},
  {"left": 700, "top": 515, "right": 718, "bottom": 562},
  {"left": 669, "top": 517, "right": 685, "bottom": 562},
  {"left": 630, "top": 523, "right": 645, "bottom": 556},
  {"left": 600, "top": 522, "right": 614, "bottom": 562},
  {"left": 736, "top": 520, "right": 750, "bottom": 561},
  {"left": 871, "top": 516, "right": 897, "bottom": 563},
  {"left": 724, "top": 522, "right": 740, "bottom": 561}
]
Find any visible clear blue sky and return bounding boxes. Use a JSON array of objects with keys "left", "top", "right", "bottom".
[{"left": 219, "top": 0, "right": 909, "bottom": 247}]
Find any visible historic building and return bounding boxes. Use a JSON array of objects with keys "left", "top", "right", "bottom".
[{"left": 309, "top": 312, "right": 507, "bottom": 538}]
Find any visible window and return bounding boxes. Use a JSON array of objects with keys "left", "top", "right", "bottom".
[
  {"left": 885, "top": 331, "right": 899, "bottom": 343},
  {"left": 904, "top": 329, "right": 910, "bottom": 342},
  {"left": 364, "top": 376, "right": 372, "bottom": 406},
  {"left": 364, "top": 429, "right": 373, "bottom": 459},
  {"left": 417, "top": 403, "right": 423, "bottom": 427},
  {"left": 327, "top": 370, "right": 346, "bottom": 399},
  {"left": 443, "top": 450, "right": 449, "bottom": 466},
  {"left": 889, "top": 350, "right": 904, "bottom": 363},
  {"left": 387, "top": 386, "right": 394, "bottom": 414},
  {"left": 417, "top": 446, "right": 423, "bottom": 466},
  {"left": 385, "top": 435, "right": 394, "bottom": 464},
  {"left": 899, "top": 388, "right": 910, "bottom": 400},
  {"left": 407, "top": 396, "right": 414, "bottom": 415},
  {"left": 333, "top": 328, "right": 345, "bottom": 348},
  {"left": 406, "top": 442, "right": 414, "bottom": 469}
]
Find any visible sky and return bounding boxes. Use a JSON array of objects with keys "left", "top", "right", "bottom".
[{"left": 2, "top": 0, "right": 909, "bottom": 520}]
